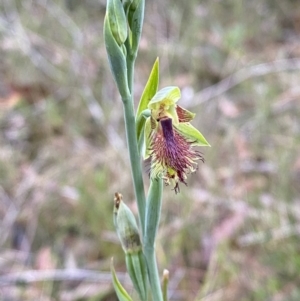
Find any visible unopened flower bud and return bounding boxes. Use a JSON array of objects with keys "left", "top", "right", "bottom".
[
  {"left": 103, "top": 16, "right": 130, "bottom": 99},
  {"left": 127, "top": 0, "right": 144, "bottom": 54},
  {"left": 107, "top": 0, "right": 128, "bottom": 46},
  {"left": 113, "top": 193, "right": 141, "bottom": 253},
  {"left": 113, "top": 193, "right": 148, "bottom": 301}
]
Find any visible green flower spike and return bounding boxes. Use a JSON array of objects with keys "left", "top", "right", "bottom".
[{"left": 144, "top": 86, "right": 210, "bottom": 193}]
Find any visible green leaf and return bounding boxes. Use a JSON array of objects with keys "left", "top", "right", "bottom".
[
  {"left": 136, "top": 58, "right": 159, "bottom": 145},
  {"left": 176, "top": 123, "right": 210, "bottom": 146},
  {"left": 111, "top": 259, "right": 134, "bottom": 301},
  {"left": 136, "top": 58, "right": 159, "bottom": 118}
]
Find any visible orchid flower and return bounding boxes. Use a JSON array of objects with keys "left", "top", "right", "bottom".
[{"left": 143, "top": 86, "right": 210, "bottom": 193}]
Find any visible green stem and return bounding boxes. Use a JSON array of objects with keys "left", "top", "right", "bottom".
[
  {"left": 122, "top": 95, "right": 146, "bottom": 238},
  {"left": 144, "top": 179, "right": 163, "bottom": 301},
  {"left": 144, "top": 248, "right": 163, "bottom": 301},
  {"left": 123, "top": 38, "right": 147, "bottom": 237},
  {"left": 125, "top": 39, "right": 135, "bottom": 94}
]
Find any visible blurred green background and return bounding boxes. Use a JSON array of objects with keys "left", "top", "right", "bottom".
[{"left": 1, "top": 0, "right": 300, "bottom": 300}]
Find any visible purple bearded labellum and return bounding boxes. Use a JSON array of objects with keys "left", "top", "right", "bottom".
[{"left": 150, "top": 117, "right": 204, "bottom": 193}]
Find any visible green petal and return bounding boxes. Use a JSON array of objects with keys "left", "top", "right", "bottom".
[
  {"left": 148, "top": 86, "right": 181, "bottom": 109},
  {"left": 111, "top": 259, "right": 134, "bottom": 301},
  {"left": 175, "top": 123, "right": 210, "bottom": 146},
  {"left": 136, "top": 58, "right": 159, "bottom": 143}
]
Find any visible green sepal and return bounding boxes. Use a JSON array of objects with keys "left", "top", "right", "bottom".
[
  {"left": 136, "top": 58, "right": 159, "bottom": 151},
  {"left": 104, "top": 15, "right": 130, "bottom": 99},
  {"left": 148, "top": 86, "right": 181, "bottom": 109},
  {"left": 111, "top": 259, "right": 134, "bottom": 301},
  {"left": 175, "top": 123, "right": 210, "bottom": 146},
  {"left": 147, "top": 86, "right": 181, "bottom": 125},
  {"left": 107, "top": 0, "right": 128, "bottom": 45}
]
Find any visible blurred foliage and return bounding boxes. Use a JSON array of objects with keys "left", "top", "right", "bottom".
[{"left": 1, "top": 0, "right": 300, "bottom": 300}]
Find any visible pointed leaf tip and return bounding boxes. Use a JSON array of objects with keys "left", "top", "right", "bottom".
[
  {"left": 111, "top": 258, "right": 133, "bottom": 301},
  {"left": 136, "top": 58, "right": 160, "bottom": 118},
  {"left": 136, "top": 58, "right": 160, "bottom": 151}
]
